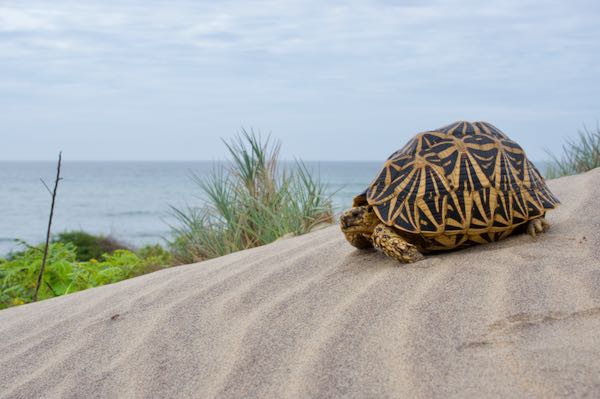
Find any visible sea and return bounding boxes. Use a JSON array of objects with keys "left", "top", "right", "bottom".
[
  {"left": 0, "top": 160, "right": 552, "bottom": 256},
  {"left": 0, "top": 161, "right": 382, "bottom": 256}
]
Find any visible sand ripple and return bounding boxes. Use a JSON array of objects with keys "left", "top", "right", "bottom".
[{"left": 1, "top": 169, "right": 600, "bottom": 398}]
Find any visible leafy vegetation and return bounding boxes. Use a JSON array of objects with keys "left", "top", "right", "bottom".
[
  {"left": 546, "top": 124, "right": 600, "bottom": 178},
  {"left": 0, "top": 241, "right": 173, "bottom": 309},
  {"left": 169, "top": 130, "right": 334, "bottom": 264},
  {"left": 53, "top": 231, "right": 132, "bottom": 261}
]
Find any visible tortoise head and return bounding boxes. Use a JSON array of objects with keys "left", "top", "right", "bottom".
[
  {"left": 339, "top": 205, "right": 380, "bottom": 235},
  {"left": 340, "top": 205, "right": 380, "bottom": 249}
]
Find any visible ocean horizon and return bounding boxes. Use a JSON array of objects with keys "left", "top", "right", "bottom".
[
  {"left": 0, "top": 161, "right": 381, "bottom": 255},
  {"left": 0, "top": 160, "right": 551, "bottom": 256}
]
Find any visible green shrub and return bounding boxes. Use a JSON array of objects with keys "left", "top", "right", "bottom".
[
  {"left": 0, "top": 242, "right": 79, "bottom": 307},
  {"left": 137, "top": 244, "right": 174, "bottom": 274},
  {"left": 169, "top": 130, "right": 334, "bottom": 264},
  {"left": 0, "top": 242, "right": 174, "bottom": 309},
  {"left": 53, "top": 231, "right": 131, "bottom": 261},
  {"left": 546, "top": 124, "right": 600, "bottom": 178}
]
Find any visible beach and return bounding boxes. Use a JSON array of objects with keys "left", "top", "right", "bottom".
[{"left": 1, "top": 167, "right": 599, "bottom": 398}]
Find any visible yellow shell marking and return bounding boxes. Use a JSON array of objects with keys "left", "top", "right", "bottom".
[{"left": 365, "top": 121, "right": 560, "bottom": 249}]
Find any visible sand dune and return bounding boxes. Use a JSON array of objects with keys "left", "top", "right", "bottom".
[{"left": 1, "top": 168, "right": 600, "bottom": 399}]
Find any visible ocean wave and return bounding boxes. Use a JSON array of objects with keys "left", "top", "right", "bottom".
[
  {"left": 104, "top": 210, "right": 157, "bottom": 217},
  {"left": 134, "top": 232, "right": 170, "bottom": 239}
]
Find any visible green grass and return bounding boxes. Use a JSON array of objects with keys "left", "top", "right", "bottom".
[
  {"left": 169, "top": 129, "right": 334, "bottom": 264},
  {"left": 546, "top": 124, "right": 600, "bottom": 179}
]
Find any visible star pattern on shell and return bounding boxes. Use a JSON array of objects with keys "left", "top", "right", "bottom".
[{"left": 365, "top": 121, "right": 559, "bottom": 249}]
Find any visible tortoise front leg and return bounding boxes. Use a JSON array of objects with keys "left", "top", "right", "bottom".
[
  {"left": 344, "top": 231, "right": 374, "bottom": 249},
  {"left": 372, "top": 224, "right": 424, "bottom": 264},
  {"left": 527, "top": 217, "right": 549, "bottom": 239}
]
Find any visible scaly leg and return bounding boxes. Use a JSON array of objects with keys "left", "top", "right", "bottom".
[
  {"left": 372, "top": 224, "right": 424, "bottom": 264},
  {"left": 527, "top": 218, "right": 549, "bottom": 239}
]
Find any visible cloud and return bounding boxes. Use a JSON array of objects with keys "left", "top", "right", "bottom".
[{"left": 0, "top": 0, "right": 598, "bottom": 160}]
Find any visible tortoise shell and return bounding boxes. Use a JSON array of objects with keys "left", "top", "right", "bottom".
[{"left": 357, "top": 121, "right": 559, "bottom": 250}]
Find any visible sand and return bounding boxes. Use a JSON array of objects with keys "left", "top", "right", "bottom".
[{"left": 1, "top": 168, "right": 600, "bottom": 399}]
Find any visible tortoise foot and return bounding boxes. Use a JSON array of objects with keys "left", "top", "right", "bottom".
[
  {"left": 527, "top": 218, "right": 549, "bottom": 239},
  {"left": 372, "top": 224, "right": 424, "bottom": 264}
]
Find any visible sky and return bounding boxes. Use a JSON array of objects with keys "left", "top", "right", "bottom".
[{"left": 0, "top": 0, "right": 599, "bottom": 161}]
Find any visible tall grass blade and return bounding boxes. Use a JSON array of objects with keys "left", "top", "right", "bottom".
[
  {"left": 169, "top": 131, "right": 334, "bottom": 263},
  {"left": 545, "top": 124, "right": 600, "bottom": 179}
]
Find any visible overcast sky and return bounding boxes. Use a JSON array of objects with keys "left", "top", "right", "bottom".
[{"left": 1, "top": 0, "right": 598, "bottom": 161}]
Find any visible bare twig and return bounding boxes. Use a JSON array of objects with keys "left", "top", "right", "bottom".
[
  {"left": 40, "top": 179, "right": 53, "bottom": 196},
  {"left": 33, "top": 152, "right": 62, "bottom": 302},
  {"left": 45, "top": 281, "right": 57, "bottom": 297},
  {"left": 12, "top": 238, "right": 44, "bottom": 253}
]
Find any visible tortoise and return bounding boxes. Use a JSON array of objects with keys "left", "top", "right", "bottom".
[{"left": 340, "top": 121, "right": 560, "bottom": 263}]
